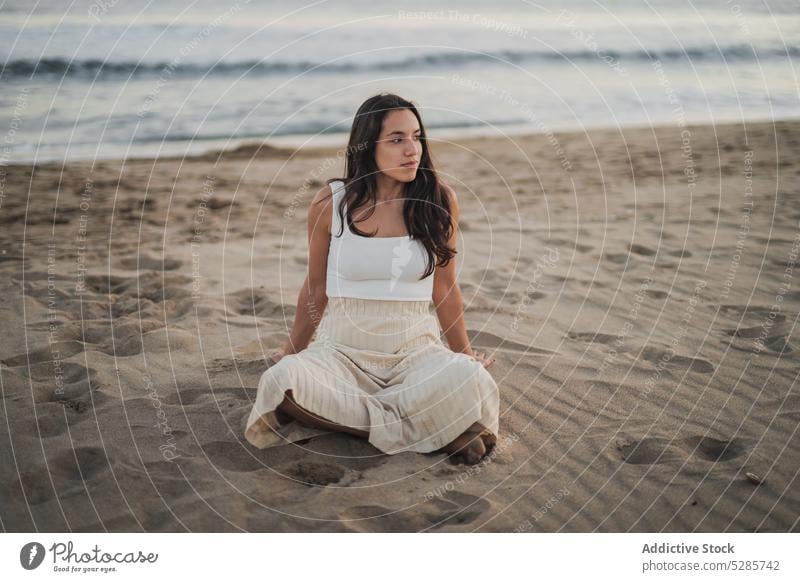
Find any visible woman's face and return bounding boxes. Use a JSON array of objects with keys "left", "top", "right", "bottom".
[{"left": 374, "top": 108, "right": 423, "bottom": 183}]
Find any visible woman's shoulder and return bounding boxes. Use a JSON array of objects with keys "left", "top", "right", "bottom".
[
  {"left": 312, "top": 179, "right": 347, "bottom": 206},
  {"left": 308, "top": 182, "right": 336, "bottom": 235},
  {"left": 313, "top": 179, "right": 348, "bottom": 207}
]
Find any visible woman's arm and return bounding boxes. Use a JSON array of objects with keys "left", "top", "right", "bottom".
[
  {"left": 432, "top": 185, "right": 495, "bottom": 368},
  {"left": 279, "top": 184, "right": 333, "bottom": 356}
]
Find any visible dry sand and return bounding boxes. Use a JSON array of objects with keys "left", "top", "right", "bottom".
[{"left": 1, "top": 119, "right": 798, "bottom": 532}]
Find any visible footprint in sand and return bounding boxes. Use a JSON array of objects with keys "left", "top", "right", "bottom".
[
  {"left": 84, "top": 272, "right": 193, "bottom": 302},
  {"left": 20, "top": 278, "right": 73, "bottom": 301},
  {"left": 716, "top": 304, "right": 793, "bottom": 355},
  {"left": 284, "top": 460, "right": 348, "bottom": 486},
  {"left": 25, "top": 272, "right": 194, "bottom": 321},
  {"left": 339, "top": 491, "right": 491, "bottom": 532},
  {"left": 784, "top": 290, "right": 800, "bottom": 303},
  {"left": 545, "top": 239, "right": 594, "bottom": 254},
  {"left": 644, "top": 289, "right": 670, "bottom": 299},
  {"left": 666, "top": 249, "right": 692, "bottom": 258},
  {"left": 82, "top": 274, "right": 135, "bottom": 294},
  {"left": 771, "top": 255, "right": 800, "bottom": 270},
  {"left": 723, "top": 325, "right": 769, "bottom": 339},
  {"left": 753, "top": 236, "right": 796, "bottom": 246},
  {"left": 2, "top": 341, "right": 85, "bottom": 367},
  {"left": 118, "top": 255, "right": 183, "bottom": 271},
  {"left": 638, "top": 346, "right": 715, "bottom": 374},
  {"left": 615, "top": 436, "right": 684, "bottom": 464},
  {"left": 200, "top": 445, "right": 358, "bottom": 486},
  {"left": 474, "top": 268, "right": 509, "bottom": 291},
  {"left": 682, "top": 435, "right": 747, "bottom": 462},
  {"left": 628, "top": 243, "right": 657, "bottom": 257},
  {"left": 728, "top": 334, "right": 794, "bottom": 355},
  {"left": 567, "top": 331, "right": 623, "bottom": 345},
  {"left": 51, "top": 377, "right": 98, "bottom": 412},
  {"left": 2, "top": 363, "right": 50, "bottom": 401},
  {"left": 466, "top": 329, "right": 552, "bottom": 355},
  {"left": 3, "top": 359, "right": 102, "bottom": 412},
  {"left": 228, "top": 288, "right": 296, "bottom": 319},
  {"left": 616, "top": 435, "right": 747, "bottom": 465},
  {"left": 12, "top": 446, "right": 112, "bottom": 505},
  {"left": 10, "top": 359, "right": 93, "bottom": 385},
  {"left": 12, "top": 469, "right": 79, "bottom": 506},
  {"left": 27, "top": 318, "right": 171, "bottom": 357},
  {"left": 604, "top": 253, "right": 629, "bottom": 265},
  {"left": 13, "top": 402, "right": 78, "bottom": 438},
  {"left": 10, "top": 318, "right": 191, "bottom": 359},
  {"left": 51, "top": 446, "right": 111, "bottom": 480},
  {"left": 718, "top": 304, "right": 787, "bottom": 323}
]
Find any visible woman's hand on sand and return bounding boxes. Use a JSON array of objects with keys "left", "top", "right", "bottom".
[{"left": 471, "top": 350, "right": 495, "bottom": 369}]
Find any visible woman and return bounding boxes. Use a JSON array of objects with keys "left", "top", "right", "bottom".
[{"left": 244, "top": 93, "right": 499, "bottom": 464}]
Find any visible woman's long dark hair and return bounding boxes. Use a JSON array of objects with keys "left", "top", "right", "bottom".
[{"left": 326, "top": 93, "right": 456, "bottom": 279}]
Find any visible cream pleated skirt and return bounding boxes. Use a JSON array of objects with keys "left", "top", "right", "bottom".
[{"left": 244, "top": 296, "right": 500, "bottom": 454}]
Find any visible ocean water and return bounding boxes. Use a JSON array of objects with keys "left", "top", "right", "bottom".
[{"left": 1, "top": 0, "right": 798, "bottom": 163}]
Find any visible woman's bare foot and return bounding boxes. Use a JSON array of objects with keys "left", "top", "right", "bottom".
[
  {"left": 439, "top": 422, "right": 490, "bottom": 465},
  {"left": 480, "top": 429, "right": 497, "bottom": 454}
]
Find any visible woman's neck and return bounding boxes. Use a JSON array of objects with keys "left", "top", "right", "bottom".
[{"left": 374, "top": 174, "right": 406, "bottom": 202}]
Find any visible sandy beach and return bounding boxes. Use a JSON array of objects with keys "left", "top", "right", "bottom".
[{"left": 1, "top": 118, "right": 798, "bottom": 532}]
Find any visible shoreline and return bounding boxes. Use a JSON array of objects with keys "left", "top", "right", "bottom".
[{"left": 6, "top": 115, "right": 799, "bottom": 167}]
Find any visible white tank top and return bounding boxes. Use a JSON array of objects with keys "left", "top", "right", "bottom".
[{"left": 325, "top": 180, "right": 434, "bottom": 301}]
